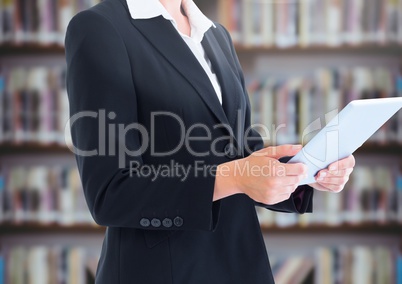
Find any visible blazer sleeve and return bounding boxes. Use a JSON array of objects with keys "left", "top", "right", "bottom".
[
  {"left": 216, "top": 23, "right": 314, "bottom": 214},
  {"left": 65, "top": 10, "right": 221, "bottom": 230}
]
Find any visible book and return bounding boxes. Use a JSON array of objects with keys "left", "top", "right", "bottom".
[
  {"left": 397, "top": 163, "right": 402, "bottom": 223},
  {"left": 261, "top": 0, "right": 274, "bottom": 47},
  {"left": 0, "top": 254, "right": 3, "bottom": 284},
  {"left": 231, "top": 0, "right": 243, "bottom": 44},
  {"left": 1, "top": 164, "right": 94, "bottom": 225},
  {"left": 326, "top": 0, "right": 343, "bottom": 46},
  {"left": 0, "top": 167, "right": 3, "bottom": 222},
  {"left": 1, "top": 0, "right": 14, "bottom": 43},
  {"left": 28, "top": 246, "right": 49, "bottom": 284},
  {"left": 217, "top": 0, "right": 402, "bottom": 47},
  {"left": 397, "top": 250, "right": 402, "bottom": 284},
  {"left": 313, "top": 246, "right": 394, "bottom": 284},
  {"left": 0, "top": 0, "right": 101, "bottom": 45},
  {"left": 397, "top": 65, "right": 402, "bottom": 141},
  {"left": 5, "top": 245, "right": 100, "bottom": 284},
  {"left": 0, "top": 71, "right": 4, "bottom": 142},
  {"left": 0, "top": 65, "right": 71, "bottom": 145}
]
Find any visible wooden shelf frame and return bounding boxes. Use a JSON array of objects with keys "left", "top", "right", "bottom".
[
  {"left": 0, "top": 43, "right": 65, "bottom": 56},
  {"left": 0, "top": 223, "right": 105, "bottom": 235},
  {"left": 0, "top": 142, "right": 401, "bottom": 156},
  {"left": 233, "top": 43, "right": 402, "bottom": 55},
  {"left": 260, "top": 223, "right": 402, "bottom": 235},
  {"left": 0, "top": 142, "right": 73, "bottom": 155},
  {"left": 0, "top": 223, "right": 400, "bottom": 235},
  {"left": 1, "top": 43, "right": 402, "bottom": 56},
  {"left": 354, "top": 142, "right": 402, "bottom": 155}
]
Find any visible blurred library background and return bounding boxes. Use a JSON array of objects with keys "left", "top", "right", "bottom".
[{"left": 0, "top": 0, "right": 402, "bottom": 283}]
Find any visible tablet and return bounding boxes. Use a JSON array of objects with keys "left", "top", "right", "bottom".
[{"left": 287, "top": 97, "right": 402, "bottom": 185}]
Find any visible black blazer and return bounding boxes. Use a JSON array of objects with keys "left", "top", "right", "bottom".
[{"left": 65, "top": 0, "right": 314, "bottom": 283}]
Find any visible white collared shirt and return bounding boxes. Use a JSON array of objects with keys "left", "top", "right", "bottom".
[{"left": 126, "top": 0, "right": 223, "bottom": 105}]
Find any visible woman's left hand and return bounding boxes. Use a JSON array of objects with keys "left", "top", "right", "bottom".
[{"left": 309, "top": 155, "right": 355, "bottom": 193}]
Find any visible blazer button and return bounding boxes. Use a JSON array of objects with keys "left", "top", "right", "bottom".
[
  {"left": 224, "top": 143, "right": 237, "bottom": 159},
  {"left": 151, "top": 218, "right": 161, "bottom": 227},
  {"left": 173, "top": 216, "right": 183, "bottom": 227},
  {"left": 162, "top": 218, "right": 173, "bottom": 228},
  {"left": 140, "top": 218, "right": 150, "bottom": 227}
]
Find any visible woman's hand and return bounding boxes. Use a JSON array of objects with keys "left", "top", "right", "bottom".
[
  {"left": 213, "top": 145, "right": 307, "bottom": 204},
  {"left": 308, "top": 155, "right": 355, "bottom": 193}
]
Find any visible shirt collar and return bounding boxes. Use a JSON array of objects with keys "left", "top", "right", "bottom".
[{"left": 126, "top": 0, "right": 216, "bottom": 43}]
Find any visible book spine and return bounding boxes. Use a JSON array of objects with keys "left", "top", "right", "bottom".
[
  {"left": 0, "top": 73, "right": 4, "bottom": 143},
  {"left": 0, "top": 1, "right": 3, "bottom": 44},
  {"left": 397, "top": 250, "right": 402, "bottom": 284},
  {"left": 261, "top": 0, "right": 273, "bottom": 46},
  {"left": 0, "top": 168, "right": 4, "bottom": 223},
  {"left": 0, "top": 255, "right": 3, "bottom": 284},
  {"left": 397, "top": 165, "right": 402, "bottom": 223},
  {"left": 398, "top": 0, "right": 402, "bottom": 43},
  {"left": 0, "top": 167, "right": 6, "bottom": 224},
  {"left": 326, "top": 0, "right": 342, "bottom": 46},
  {"left": 242, "top": 0, "right": 252, "bottom": 46}
]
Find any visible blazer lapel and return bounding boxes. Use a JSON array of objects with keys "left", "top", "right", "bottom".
[
  {"left": 201, "top": 30, "right": 244, "bottom": 138},
  {"left": 128, "top": 16, "right": 235, "bottom": 136}
]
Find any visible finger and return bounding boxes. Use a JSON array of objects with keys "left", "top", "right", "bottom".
[
  {"left": 317, "top": 168, "right": 353, "bottom": 178},
  {"left": 328, "top": 155, "right": 355, "bottom": 172},
  {"left": 316, "top": 175, "right": 349, "bottom": 185},
  {"left": 260, "top": 144, "right": 302, "bottom": 159},
  {"left": 276, "top": 163, "right": 307, "bottom": 176}
]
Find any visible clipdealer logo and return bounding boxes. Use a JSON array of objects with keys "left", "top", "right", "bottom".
[{"left": 65, "top": 109, "right": 286, "bottom": 167}]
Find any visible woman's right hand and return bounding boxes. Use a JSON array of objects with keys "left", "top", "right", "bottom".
[{"left": 213, "top": 145, "right": 308, "bottom": 204}]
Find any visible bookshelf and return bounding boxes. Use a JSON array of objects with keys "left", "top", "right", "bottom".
[
  {"left": 0, "top": 0, "right": 401, "bottom": 283},
  {"left": 0, "top": 1, "right": 103, "bottom": 282}
]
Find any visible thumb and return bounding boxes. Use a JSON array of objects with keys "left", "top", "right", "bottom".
[{"left": 255, "top": 144, "right": 303, "bottom": 160}]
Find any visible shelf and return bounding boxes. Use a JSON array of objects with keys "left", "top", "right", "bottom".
[
  {"left": 0, "top": 223, "right": 399, "bottom": 235},
  {"left": 234, "top": 43, "right": 402, "bottom": 55},
  {"left": 355, "top": 142, "right": 402, "bottom": 155},
  {"left": 261, "top": 223, "right": 402, "bottom": 235},
  {"left": 262, "top": 142, "right": 402, "bottom": 156},
  {"left": 1, "top": 43, "right": 402, "bottom": 56},
  {"left": 0, "top": 142, "right": 73, "bottom": 156},
  {"left": 0, "top": 223, "right": 105, "bottom": 235},
  {"left": 0, "top": 43, "right": 65, "bottom": 56},
  {"left": 0, "top": 142, "right": 400, "bottom": 156}
]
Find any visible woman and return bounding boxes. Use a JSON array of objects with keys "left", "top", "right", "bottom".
[{"left": 64, "top": 0, "right": 355, "bottom": 283}]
